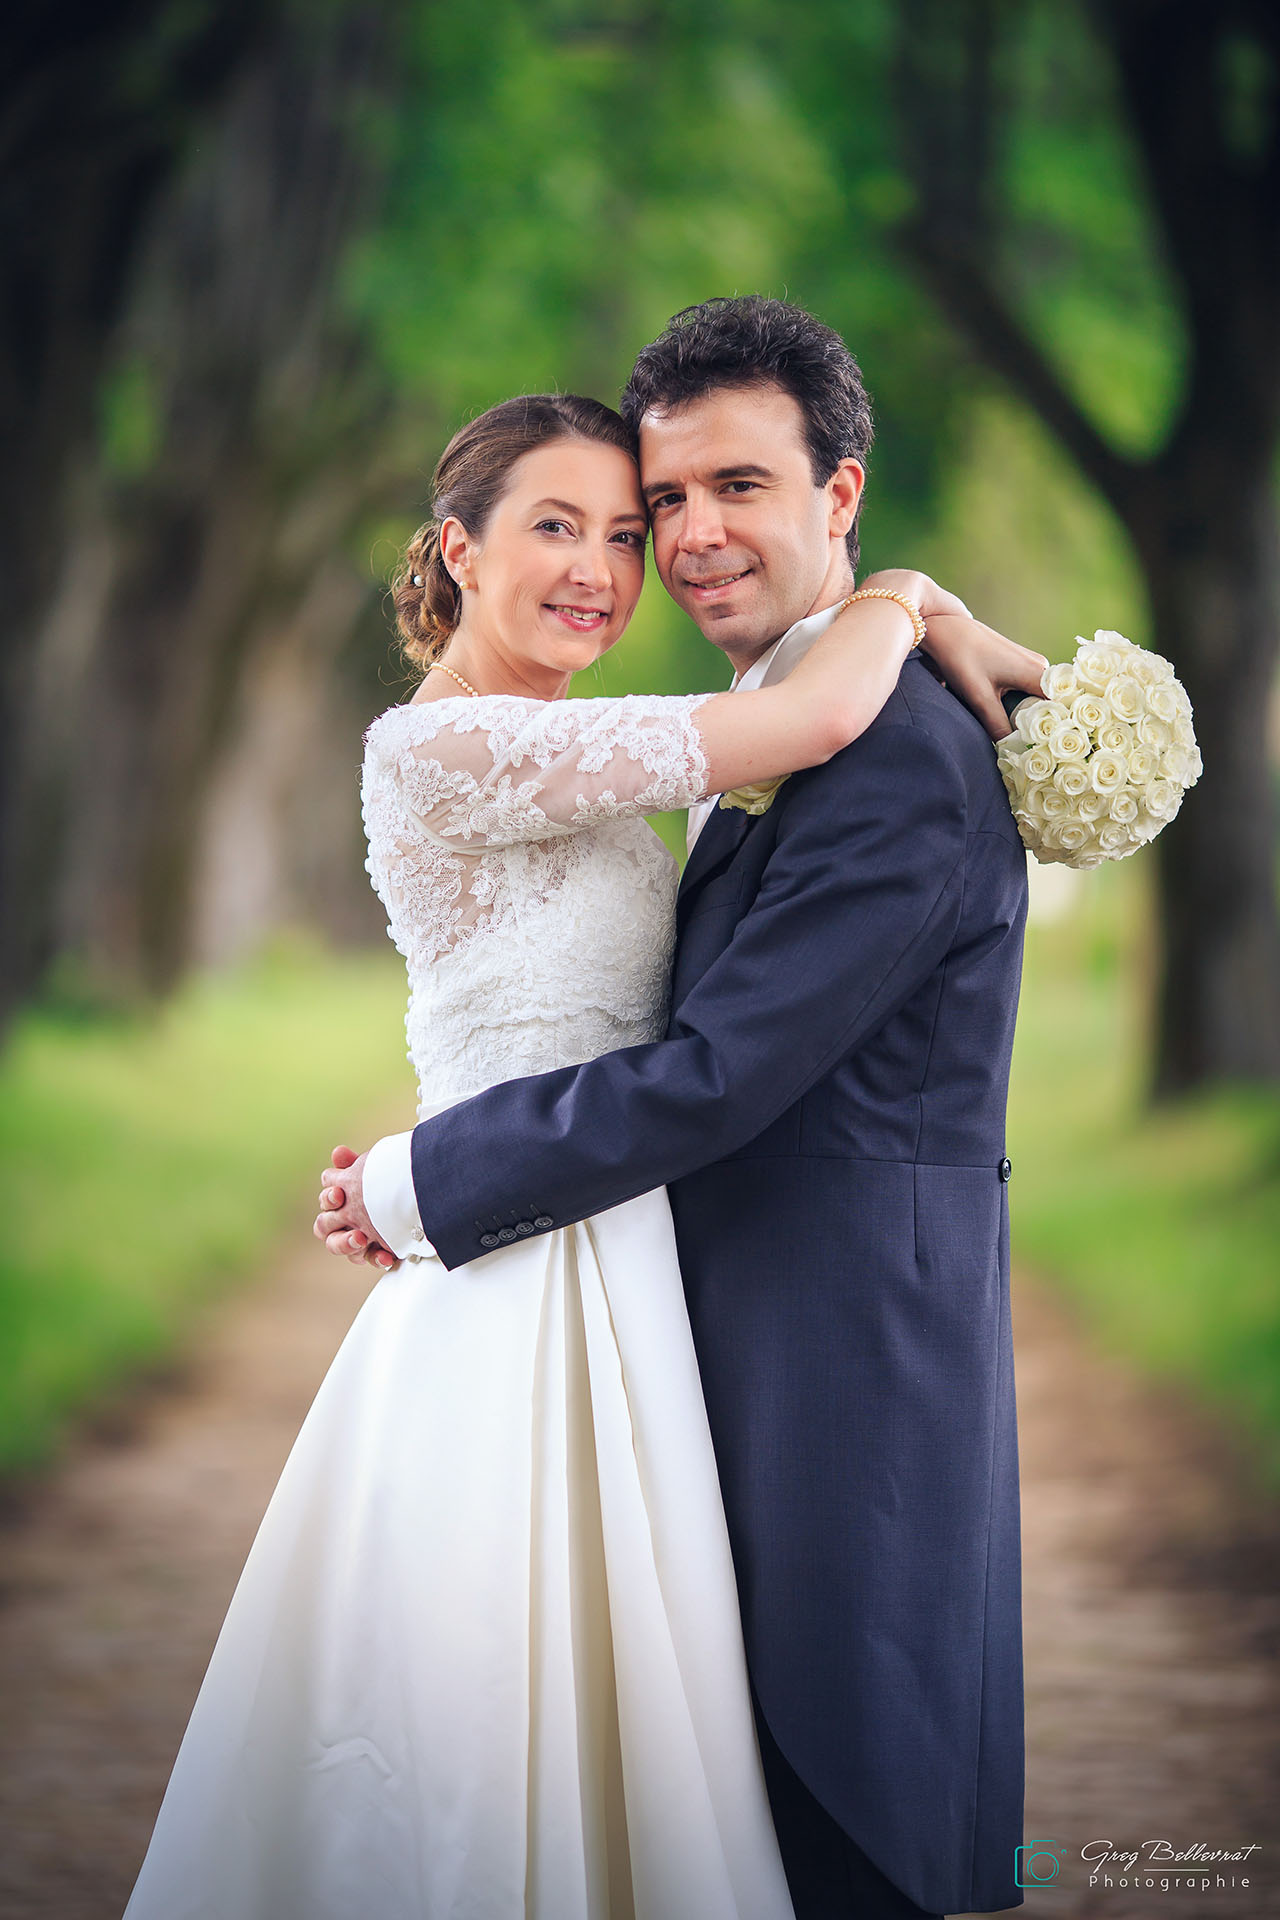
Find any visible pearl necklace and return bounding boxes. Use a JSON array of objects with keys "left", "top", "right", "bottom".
[{"left": 427, "top": 662, "right": 480, "bottom": 698}]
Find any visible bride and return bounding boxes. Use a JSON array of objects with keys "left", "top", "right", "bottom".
[{"left": 123, "top": 392, "right": 1038, "bottom": 1920}]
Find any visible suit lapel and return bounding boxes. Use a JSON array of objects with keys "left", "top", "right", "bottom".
[{"left": 677, "top": 802, "right": 755, "bottom": 921}]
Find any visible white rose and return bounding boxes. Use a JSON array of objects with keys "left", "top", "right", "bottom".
[
  {"left": 1125, "top": 743, "right": 1157, "bottom": 785},
  {"left": 1076, "top": 789, "right": 1108, "bottom": 821},
  {"left": 1040, "top": 786, "right": 1071, "bottom": 819},
  {"left": 1076, "top": 648, "right": 1123, "bottom": 692},
  {"left": 1098, "top": 719, "right": 1132, "bottom": 753},
  {"left": 1109, "top": 790, "right": 1139, "bottom": 824},
  {"left": 1144, "top": 776, "right": 1179, "bottom": 818},
  {"left": 1098, "top": 820, "right": 1133, "bottom": 853},
  {"left": 1145, "top": 682, "right": 1178, "bottom": 723},
  {"left": 1092, "top": 628, "right": 1135, "bottom": 649},
  {"left": 1106, "top": 675, "right": 1145, "bottom": 723},
  {"left": 1055, "top": 822, "right": 1090, "bottom": 853},
  {"left": 1070, "top": 691, "right": 1108, "bottom": 734},
  {"left": 1023, "top": 744, "right": 1055, "bottom": 784},
  {"left": 1136, "top": 711, "right": 1172, "bottom": 752},
  {"left": 1090, "top": 750, "right": 1129, "bottom": 795},
  {"left": 1043, "top": 660, "right": 1079, "bottom": 702},
  {"left": 1014, "top": 698, "right": 1051, "bottom": 744},
  {"left": 1028, "top": 700, "right": 1070, "bottom": 744},
  {"left": 1047, "top": 722, "right": 1090, "bottom": 763},
  {"left": 999, "top": 757, "right": 1027, "bottom": 803},
  {"left": 1053, "top": 762, "right": 1090, "bottom": 798}
]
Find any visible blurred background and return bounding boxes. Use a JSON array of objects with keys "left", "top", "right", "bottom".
[{"left": 2, "top": 1, "right": 1278, "bottom": 1913}]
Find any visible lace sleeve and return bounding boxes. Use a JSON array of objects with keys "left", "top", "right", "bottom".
[{"left": 363, "top": 692, "right": 714, "bottom": 848}]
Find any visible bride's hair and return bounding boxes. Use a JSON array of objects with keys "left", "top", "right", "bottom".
[{"left": 393, "top": 394, "right": 637, "bottom": 669}]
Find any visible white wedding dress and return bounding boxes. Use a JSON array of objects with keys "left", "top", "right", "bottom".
[{"left": 124, "top": 692, "right": 795, "bottom": 1920}]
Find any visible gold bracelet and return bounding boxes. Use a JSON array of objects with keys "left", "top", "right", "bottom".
[{"left": 838, "top": 585, "right": 927, "bottom": 649}]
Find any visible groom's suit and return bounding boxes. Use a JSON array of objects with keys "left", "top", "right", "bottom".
[{"left": 403, "top": 637, "right": 1029, "bottom": 1917}]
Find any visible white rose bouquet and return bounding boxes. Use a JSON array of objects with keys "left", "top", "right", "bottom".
[{"left": 998, "top": 630, "right": 1202, "bottom": 868}]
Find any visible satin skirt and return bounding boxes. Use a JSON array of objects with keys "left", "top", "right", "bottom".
[{"left": 123, "top": 1182, "right": 795, "bottom": 1919}]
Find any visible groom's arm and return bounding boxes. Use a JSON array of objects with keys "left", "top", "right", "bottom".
[{"left": 403, "top": 720, "right": 971, "bottom": 1269}]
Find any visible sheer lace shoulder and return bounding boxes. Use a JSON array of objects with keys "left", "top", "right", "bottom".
[
  {"left": 360, "top": 690, "right": 713, "bottom": 1097},
  {"left": 363, "top": 691, "right": 713, "bottom": 846}
]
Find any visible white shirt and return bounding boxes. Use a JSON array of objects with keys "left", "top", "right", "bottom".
[{"left": 363, "top": 596, "right": 851, "bottom": 1260}]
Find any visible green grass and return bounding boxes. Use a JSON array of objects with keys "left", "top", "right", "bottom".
[
  {"left": 1, "top": 941, "right": 413, "bottom": 1474},
  {"left": 1008, "top": 860, "right": 1280, "bottom": 1488}
]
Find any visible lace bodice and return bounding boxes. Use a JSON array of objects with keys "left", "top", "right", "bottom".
[{"left": 361, "top": 691, "right": 715, "bottom": 1109}]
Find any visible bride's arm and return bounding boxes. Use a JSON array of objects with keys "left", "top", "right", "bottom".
[
  {"left": 695, "top": 572, "right": 1047, "bottom": 796},
  {"left": 365, "top": 576, "right": 1046, "bottom": 849}
]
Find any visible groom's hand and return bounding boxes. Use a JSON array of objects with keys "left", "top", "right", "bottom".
[{"left": 314, "top": 1144, "right": 397, "bottom": 1269}]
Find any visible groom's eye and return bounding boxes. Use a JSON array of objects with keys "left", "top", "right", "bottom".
[
  {"left": 724, "top": 481, "right": 758, "bottom": 494},
  {"left": 648, "top": 492, "right": 681, "bottom": 513}
]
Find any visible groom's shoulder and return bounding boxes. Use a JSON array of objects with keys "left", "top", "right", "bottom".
[{"left": 820, "top": 655, "right": 1017, "bottom": 838}]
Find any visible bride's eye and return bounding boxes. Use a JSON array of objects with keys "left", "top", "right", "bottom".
[
  {"left": 610, "top": 529, "right": 645, "bottom": 548},
  {"left": 535, "top": 518, "right": 570, "bottom": 535}
]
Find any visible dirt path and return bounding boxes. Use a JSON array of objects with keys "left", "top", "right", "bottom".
[{"left": 0, "top": 1227, "right": 1276, "bottom": 1920}]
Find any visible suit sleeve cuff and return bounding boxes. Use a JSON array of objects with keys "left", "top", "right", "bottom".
[{"left": 363, "top": 1131, "right": 436, "bottom": 1259}]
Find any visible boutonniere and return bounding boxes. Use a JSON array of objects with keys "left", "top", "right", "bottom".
[{"left": 718, "top": 775, "right": 789, "bottom": 816}]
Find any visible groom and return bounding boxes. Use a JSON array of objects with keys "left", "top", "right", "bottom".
[{"left": 319, "top": 297, "right": 1031, "bottom": 1918}]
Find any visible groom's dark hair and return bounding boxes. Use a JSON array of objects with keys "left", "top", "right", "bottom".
[{"left": 620, "top": 296, "right": 875, "bottom": 571}]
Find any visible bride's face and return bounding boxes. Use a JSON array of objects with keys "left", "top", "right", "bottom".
[{"left": 451, "top": 440, "right": 648, "bottom": 675}]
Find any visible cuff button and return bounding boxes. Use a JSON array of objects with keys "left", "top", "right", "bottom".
[
  {"left": 479, "top": 1233, "right": 500, "bottom": 1250},
  {"left": 534, "top": 1215, "right": 554, "bottom": 1231},
  {"left": 497, "top": 1227, "right": 518, "bottom": 1244}
]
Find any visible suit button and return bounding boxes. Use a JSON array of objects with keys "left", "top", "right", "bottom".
[
  {"left": 999, "top": 1157, "right": 1013, "bottom": 1182},
  {"left": 479, "top": 1233, "right": 500, "bottom": 1250},
  {"left": 534, "top": 1215, "right": 554, "bottom": 1230},
  {"left": 497, "top": 1226, "right": 518, "bottom": 1244},
  {"left": 515, "top": 1219, "right": 535, "bottom": 1236}
]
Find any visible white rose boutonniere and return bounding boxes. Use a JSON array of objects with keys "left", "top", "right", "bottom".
[
  {"left": 719, "top": 775, "right": 789, "bottom": 816},
  {"left": 996, "top": 630, "right": 1202, "bottom": 868}
]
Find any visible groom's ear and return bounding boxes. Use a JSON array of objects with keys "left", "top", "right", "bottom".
[{"left": 826, "top": 459, "right": 865, "bottom": 539}]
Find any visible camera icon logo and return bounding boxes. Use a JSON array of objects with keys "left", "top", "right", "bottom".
[{"left": 1015, "top": 1840, "right": 1063, "bottom": 1886}]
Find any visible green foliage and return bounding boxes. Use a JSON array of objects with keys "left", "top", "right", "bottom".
[
  {"left": 1010, "top": 865, "right": 1280, "bottom": 1488},
  {"left": 0, "top": 944, "right": 412, "bottom": 1475}
]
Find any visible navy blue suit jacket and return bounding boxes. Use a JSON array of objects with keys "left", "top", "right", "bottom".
[{"left": 408, "top": 654, "right": 1029, "bottom": 1914}]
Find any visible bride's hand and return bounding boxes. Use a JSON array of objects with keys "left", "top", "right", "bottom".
[
  {"left": 858, "top": 567, "right": 972, "bottom": 623},
  {"left": 918, "top": 612, "right": 1049, "bottom": 741}
]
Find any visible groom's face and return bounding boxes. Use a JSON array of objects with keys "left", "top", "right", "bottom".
[{"left": 638, "top": 381, "right": 863, "bottom": 672}]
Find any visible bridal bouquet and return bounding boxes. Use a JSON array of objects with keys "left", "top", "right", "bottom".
[{"left": 998, "top": 630, "right": 1201, "bottom": 868}]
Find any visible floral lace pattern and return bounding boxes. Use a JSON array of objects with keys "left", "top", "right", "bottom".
[{"left": 360, "top": 692, "right": 714, "bottom": 1109}]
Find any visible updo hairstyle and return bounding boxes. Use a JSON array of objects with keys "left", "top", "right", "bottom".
[{"left": 393, "top": 394, "right": 638, "bottom": 670}]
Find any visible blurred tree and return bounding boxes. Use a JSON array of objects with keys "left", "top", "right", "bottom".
[
  {"left": 886, "top": 0, "right": 1280, "bottom": 1091},
  {"left": 0, "top": 0, "right": 268, "bottom": 1023},
  {"left": 42, "top": 7, "right": 398, "bottom": 998}
]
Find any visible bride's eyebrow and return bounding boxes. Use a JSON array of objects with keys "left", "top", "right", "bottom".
[{"left": 530, "top": 496, "right": 647, "bottom": 526}]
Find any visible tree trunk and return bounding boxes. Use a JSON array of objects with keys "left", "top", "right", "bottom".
[
  {"left": 1137, "top": 461, "right": 1280, "bottom": 1091},
  {"left": 0, "top": 1, "right": 267, "bottom": 1028}
]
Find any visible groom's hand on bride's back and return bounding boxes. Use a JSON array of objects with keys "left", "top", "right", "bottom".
[{"left": 314, "top": 1144, "right": 397, "bottom": 1269}]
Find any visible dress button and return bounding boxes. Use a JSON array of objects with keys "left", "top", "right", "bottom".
[
  {"left": 534, "top": 1215, "right": 554, "bottom": 1231},
  {"left": 497, "top": 1226, "right": 518, "bottom": 1244},
  {"left": 999, "top": 1157, "right": 1013, "bottom": 1182},
  {"left": 410, "top": 1226, "right": 425, "bottom": 1242},
  {"left": 515, "top": 1220, "right": 535, "bottom": 1236},
  {"left": 479, "top": 1233, "right": 500, "bottom": 1250}
]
